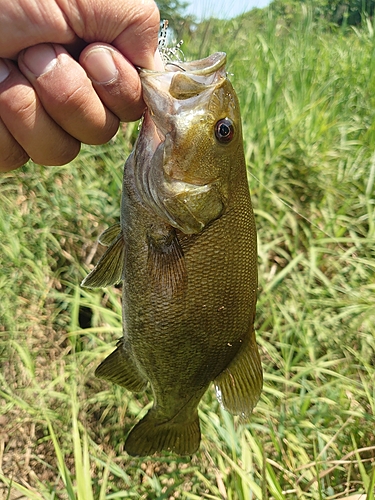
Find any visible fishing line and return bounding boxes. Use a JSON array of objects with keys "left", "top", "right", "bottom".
[
  {"left": 165, "top": 62, "right": 187, "bottom": 71},
  {"left": 159, "top": 20, "right": 185, "bottom": 66}
]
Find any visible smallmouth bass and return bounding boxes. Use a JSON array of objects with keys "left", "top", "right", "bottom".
[{"left": 82, "top": 52, "right": 262, "bottom": 456}]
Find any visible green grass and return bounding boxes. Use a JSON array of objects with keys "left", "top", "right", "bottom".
[{"left": 1, "top": 7, "right": 375, "bottom": 500}]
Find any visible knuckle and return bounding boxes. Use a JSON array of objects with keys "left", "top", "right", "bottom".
[
  {"left": 1, "top": 85, "right": 39, "bottom": 129},
  {"left": 40, "top": 82, "right": 118, "bottom": 144}
]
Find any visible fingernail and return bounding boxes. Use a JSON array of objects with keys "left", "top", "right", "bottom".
[
  {"left": 22, "top": 44, "right": 57, "bottom": 76},
  {"left": 84, "top": 47, "right": 118, "bottom": 84},
  {"left": 0, "top": 59, "right": 10, "bottom": 83},
  {"left": 154, "top": 49, "right": 165, "bottom": 71}
]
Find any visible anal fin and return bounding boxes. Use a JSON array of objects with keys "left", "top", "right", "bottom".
[
  {"left": 125, "top": 409, "right": 201, "bottom": 457},
  {"left": 214, "top": 330, "right": 263, "bottom": 416},
  {"left": 95, "top": 340, "right": 148, "bottom": 392},
  {"left": 81, "top": 226, "right": 124, "bottom": 288}
]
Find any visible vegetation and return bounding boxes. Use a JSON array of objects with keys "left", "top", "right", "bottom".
[
  {"left": 1, "top": 5, "right": 375, "bottom": 499},
  {"left": 269, "top": 0, "right": 375, "bottom": 26},
  {"left": 156, "top": 0, "right": 194, "bottom": 36}
]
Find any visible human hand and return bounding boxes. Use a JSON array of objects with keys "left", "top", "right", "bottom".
[{"left": 0, "top": 0, "right": 160, "bottom": 172}]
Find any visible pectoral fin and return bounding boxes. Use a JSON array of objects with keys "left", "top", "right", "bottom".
[
  {"left": 81, "top": 226, "right": 125, "bottom": 288},
  {"left": 98, "top": 222, "right": 121, "bottom": 246},
  {"left": 95, "top": 340, "right": 148, "bottom": 392},
  {"left": 147, "top": 225, "right": 187, "bottom": 298},
  {"left": 214, "top": 331, "right": 263, "bottom": 416}
]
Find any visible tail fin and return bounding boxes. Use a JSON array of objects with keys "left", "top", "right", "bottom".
[{"left": 125, "top": 409, "right": 201, "bottom": 457}]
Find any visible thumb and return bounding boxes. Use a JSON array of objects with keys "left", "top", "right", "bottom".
[{"left": 67, "top": 0, "right": 160, "bottom": 70}]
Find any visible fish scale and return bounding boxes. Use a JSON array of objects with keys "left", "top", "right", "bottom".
[{"left": 82, "top": 52, "right": 262, "bottom": 456}]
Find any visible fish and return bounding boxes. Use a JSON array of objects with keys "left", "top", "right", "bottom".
[{"left": 81, "top": 51, "right": 263, "bottom": 456}]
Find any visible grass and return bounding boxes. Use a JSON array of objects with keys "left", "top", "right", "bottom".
[{"left": 1, "top": 6, "right": 375, "bottom": 499}]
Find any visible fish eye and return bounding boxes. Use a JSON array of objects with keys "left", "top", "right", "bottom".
[{"left": 215, "top": 118, "right": 234, "bottom": 144}]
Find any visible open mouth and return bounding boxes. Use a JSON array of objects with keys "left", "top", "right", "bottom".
[
  {"left": 138, "top": 52, "right": 228, "bottom": 155},
  {"left": 139, "top": 52, "right": 226, "bottom": 100},
  {"left": 138, "top": 51, "right": 226, "bottom": 77}
]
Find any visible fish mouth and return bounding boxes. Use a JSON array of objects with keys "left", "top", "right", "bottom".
[
  {"left": 137, "top": 52, "right": 227, "bottom": 144},
  {"left": 138, "top": 51, "right": 226, "bottom": 77}
]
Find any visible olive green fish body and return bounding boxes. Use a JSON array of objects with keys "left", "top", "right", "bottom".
[{"left": 82, "top": 53, "right": 262, "bottom": 456}]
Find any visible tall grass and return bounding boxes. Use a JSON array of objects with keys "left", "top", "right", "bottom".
[{"left": 1, "top": 6, "right": 374, "bottom": 499}]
